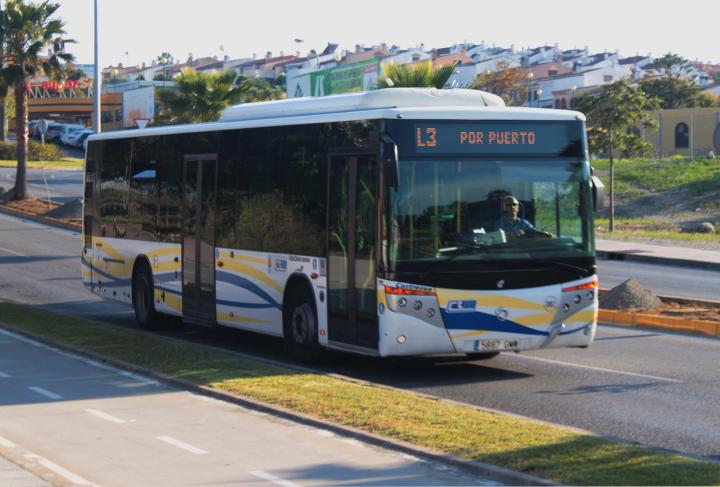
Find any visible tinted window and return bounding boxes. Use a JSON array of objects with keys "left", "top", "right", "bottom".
[{"left": 98, "top": 139, "right": 129, "bottom": 238}]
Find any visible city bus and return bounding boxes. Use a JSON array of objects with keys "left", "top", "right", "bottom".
[{"left": 81, "top": 88, "right": 603, "bottom": 360}]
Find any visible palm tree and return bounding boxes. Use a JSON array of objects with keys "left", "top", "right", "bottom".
[
  {"left": 376, "top": 60, "right": 457, "bottom": 89},
  {"left": 156, "top": 68, "right": 250, "bottom": 124},
  {"left": 1, "top": 0, "right": 74, "bottom": 200}
]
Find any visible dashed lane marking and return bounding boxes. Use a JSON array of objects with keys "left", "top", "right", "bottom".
[
  {"left": 250, "top": 470, "right": 302, "bottom": 487},
  {"left": 27, "top": 386, "right": 63, "bottom": 400},
  {"left": 0, "top": 371, "right": 11, "bottom": 378},
  {"left": 85, "top": 408, "right": 127, "bottom": 424},
  {"left": 157, "top": 436, "right": 208, "bottom": 455}
]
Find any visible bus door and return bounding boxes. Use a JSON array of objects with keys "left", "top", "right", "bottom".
[
  {"left": 182, "top": 154, "right": 218, "bottom": 326},
  {"left": 327, "top": 154, "right": 378, "bottom": 349}
]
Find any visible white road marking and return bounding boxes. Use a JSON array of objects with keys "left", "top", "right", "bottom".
[
  {"left": 0, "top": 435, "right": 17, "bottom": 448},
  {"left": 85, "top": 408, "right": 127, "bottom": 424},
  {"left": 514, "top": 354, "right": 683, "bottom": 383},
  {"left": 0, "top": 371, "right": 11, "bottom": 378},
  {"left": 250, "top": 470, "right": 302, "bottom": 487},
  {"left": 157, "top": 436, "right": 208, "bottom": 455},
  {"left": 28, "top": 386, "right": 64, "bottom": 400},
  {"left": 0, "top": 246, "right": 26, "bottom": 257},
  {"left": 0, "top": 328, "right": 161, "bottom": 387},
  {"left": 24, "top": 453, "right": 99, "bottom": 487}
]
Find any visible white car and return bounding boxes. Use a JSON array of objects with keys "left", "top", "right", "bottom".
[
  {"left": 58, "top": 124, "right": 86, "bottom": 146},
  {"left": 68, "top": 129, "right": 94, "bottom": 148}
]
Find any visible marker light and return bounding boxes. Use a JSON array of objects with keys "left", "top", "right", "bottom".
[
  {"left": 384, "top": 286, "right": 435, "bottom": 296},
  {"left": 562, "top": 281, "right": 597, "bottom": 293}
]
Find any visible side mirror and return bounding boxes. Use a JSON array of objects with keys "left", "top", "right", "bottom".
[
  {"left": 381, "top": 134, "right": 399, "bottom": 188},
  {"left": 590, "top": 169, "right": 605, "bottom": 211}
]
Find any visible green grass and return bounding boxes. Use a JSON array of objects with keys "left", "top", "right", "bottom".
[
  {"left": 595, "top": 218, "right": 720, "bottom": 244},
  {"left": 592, "top": 157, "right": 720, "bottom": 196},
  {"left": 1, "top": 300, "right": 718, "bottom": 485},
  {"left": 0, "top": 158, "right": 84, "bottom": 169}
]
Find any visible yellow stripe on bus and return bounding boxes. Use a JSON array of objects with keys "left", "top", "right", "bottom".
[{"left": 219, "top": 260, "right": 282, "bottom": 293}]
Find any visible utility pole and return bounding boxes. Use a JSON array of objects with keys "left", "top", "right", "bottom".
[
  {"left": 92, "top": 0, "right": 102, "bottom": 132},
  {"left": 0, "top": 0, "right": 6, "bottom": 141}
]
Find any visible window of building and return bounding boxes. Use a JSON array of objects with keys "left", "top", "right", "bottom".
[
  {"left": 603, "top": 75, "right": 613, "bottom": 82},
  {"left": 675, "top": 122, "right": 689, "bottom": 148}
]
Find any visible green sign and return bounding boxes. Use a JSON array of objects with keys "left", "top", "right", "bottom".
[{"left": 309, "top": 59, "right": 380, "bottom": 96}]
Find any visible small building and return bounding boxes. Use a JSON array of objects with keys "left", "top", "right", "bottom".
[{"left": 644, "top": 107, "right": 720, "bottom": 157}]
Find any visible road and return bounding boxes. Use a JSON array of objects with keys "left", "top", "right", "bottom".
[
  {"left": 0, "top": 167, "right": 82, "bottom": 205},
  {"left": 0, "top": 328, "right": 487, "bottom": 487},
  {"left": 0, "top": 211, "right": 719, "bottom": 462}
]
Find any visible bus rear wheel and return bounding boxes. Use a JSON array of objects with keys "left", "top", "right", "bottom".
[
  {"left": 284, "top": 288, "right": 322, "bottom": 362},
  {"left": 133, "top": 262, "right": 159, "bottom": 329}
]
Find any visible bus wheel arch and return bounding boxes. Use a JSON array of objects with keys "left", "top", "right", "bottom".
[
  {"left": 132, "top": 256, "right": 159, "bottom": 329},
  {"left": 282, "top": 275, "right": 322, "bottom": 361}
]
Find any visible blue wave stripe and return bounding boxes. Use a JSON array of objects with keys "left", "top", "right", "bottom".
[
  {"left": 216, "top": 270, "right": 281, "bottom": 310},
  {"left": 441, "top": 310, "right": 549, "bottom": 336},
  {"left": 156, "top": 285, "right": 182, "bottom": 296},
  {"left": 217, "top": 299, "right": 277, "bottom": 309}
]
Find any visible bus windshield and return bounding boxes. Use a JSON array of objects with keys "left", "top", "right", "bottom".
[{"left": 385, "top": 157, "right": 593, "bottom": 276}]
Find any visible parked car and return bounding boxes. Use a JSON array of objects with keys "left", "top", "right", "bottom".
[
  {"left": 44, "top": 123, "right": 63, "bottom": 143},
  {"left": 28, "top": 120, "right": 40, "bottom": 138},
  {"left": 69, "top": 129, "right": 94, "bottom": 148},
  {"left": 59, "top": 124, "right": 86, "bottom": 146}
]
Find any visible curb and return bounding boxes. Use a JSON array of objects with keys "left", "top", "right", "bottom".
[
  {"left": 0, "top": 321, "right": 556, "bottom": 487},
  {"left": 599, "top": 309, "right": 720, "bottom": 338},
  {"left": 597, "top": 250, "right": 720, "bottom": 272},
  {"left": 0, "top": 205, "right": 80, "bottom": 231}
]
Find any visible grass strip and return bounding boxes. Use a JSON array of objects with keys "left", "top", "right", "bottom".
[
  {"left": 1, "top": 300, "right": 718, "bottom": 485},
  {"left": 0, "top": 158, "right": 84, "bottom": 169}
]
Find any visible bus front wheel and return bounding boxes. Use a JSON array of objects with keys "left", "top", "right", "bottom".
[{"left": 132, "top": 262, "right": 159, "bottom": 329}]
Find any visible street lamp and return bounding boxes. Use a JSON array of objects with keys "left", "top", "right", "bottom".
[
  {"left": 527, "top": 72, "right": 534, "bottom": 107},
  {"left": 570, "top": 85, "right": 577, "bottom": 109}
]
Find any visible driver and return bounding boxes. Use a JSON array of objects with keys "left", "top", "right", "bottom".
[{"left": 495, "top": 195, "right": 551, "bottom": 238}]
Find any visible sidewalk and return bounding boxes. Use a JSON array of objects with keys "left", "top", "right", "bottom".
[{"left": 596, "top": 239, "right": 720, "bottom": 270}]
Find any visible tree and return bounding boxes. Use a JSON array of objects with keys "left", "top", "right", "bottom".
[
  {"left": 376, "top": 60, "right": 456, "bottom": 89},
  {"left": 0, "top": 0, "right": 73, "bottom": 200},
  {"left": 653, "top": 52, "right": 689, "bottom": 77},
  {"left": 639, "top": 76, "right": 713, "bottom": 108},
  {"left": 156, "top": 68, "right": 248, "bottom": 124},
  {"left": 467, "top": 63, "right": 530, "bottom": 106},
  {"left": 575, "top": 80, "right": 659, "bottom": 231},
  {"left": 234, "top": 76, "right": 286, "bottom": 103}
]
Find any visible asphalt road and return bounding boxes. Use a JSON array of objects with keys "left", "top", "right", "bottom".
[
  {"left": 0, "top": 167, "right": 83, "bottom": 205},
  {"left": 0, "top": 329, "right": 488, "bottom": 487},
  {"left": 0, "top": 212, "right": 719, "bottom": 461}
]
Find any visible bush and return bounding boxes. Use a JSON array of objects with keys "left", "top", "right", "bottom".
[{"left": 0, "top": 141, "right": 63, "bottom": 161}]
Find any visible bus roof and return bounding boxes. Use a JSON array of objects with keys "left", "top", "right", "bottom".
[
  {"left": 87, "top": 88, "right": 585, "bottom": 143},
  {"left": 219, "top": 88, "right": 505, "bottom": 122}
]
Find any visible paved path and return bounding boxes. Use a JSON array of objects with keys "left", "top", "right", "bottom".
[
  {"left": 597, "top": 239, "right": 720, "bottom": 270},
  {"left": 0, "top": 328, "right": 495, "bottom": 487},
  {"left": 0, "top": 456, "right": 50, "bottom": 487}
]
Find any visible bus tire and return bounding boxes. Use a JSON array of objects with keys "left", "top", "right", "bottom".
[
  {"left": 465, "top": 352, "right": 500, "bottom": 361},
  {"left": 132, "top": 261, "right": 160, "bottom": 329},
  {"left": 284, "top": 286, "right": 322, "bottom": 362}
]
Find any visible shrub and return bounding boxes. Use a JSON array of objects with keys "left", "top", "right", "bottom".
[{"left": 0, "top": 141, "right": 63, "bottom": 161}]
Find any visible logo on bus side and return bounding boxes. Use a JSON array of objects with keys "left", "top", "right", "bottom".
[
  {"left": 446, "top": 300, "right": 476, "bottom": 313},
  {"left": 273, "top": 258, "right": 287, "bottom": 272}
]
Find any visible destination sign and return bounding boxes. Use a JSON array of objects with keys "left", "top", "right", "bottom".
[{"left": 388, "top": 120, "right": 584, "bottom": 157}]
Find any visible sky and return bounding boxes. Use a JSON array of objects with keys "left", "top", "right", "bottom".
[{"left": 57, "top": 0, "right": 716, "bottom": 68}]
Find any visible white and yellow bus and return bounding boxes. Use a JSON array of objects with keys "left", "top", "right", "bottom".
[{"left": 82, "top": 88, "right": 603, "bottom": 360}]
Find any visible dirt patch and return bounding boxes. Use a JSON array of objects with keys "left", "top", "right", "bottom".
[
  {"left": 0, "top": 198, "right": 60, "bottom": 215},
  {"left": 639, "top": 302, "right": 720, "bottom": 324}
]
